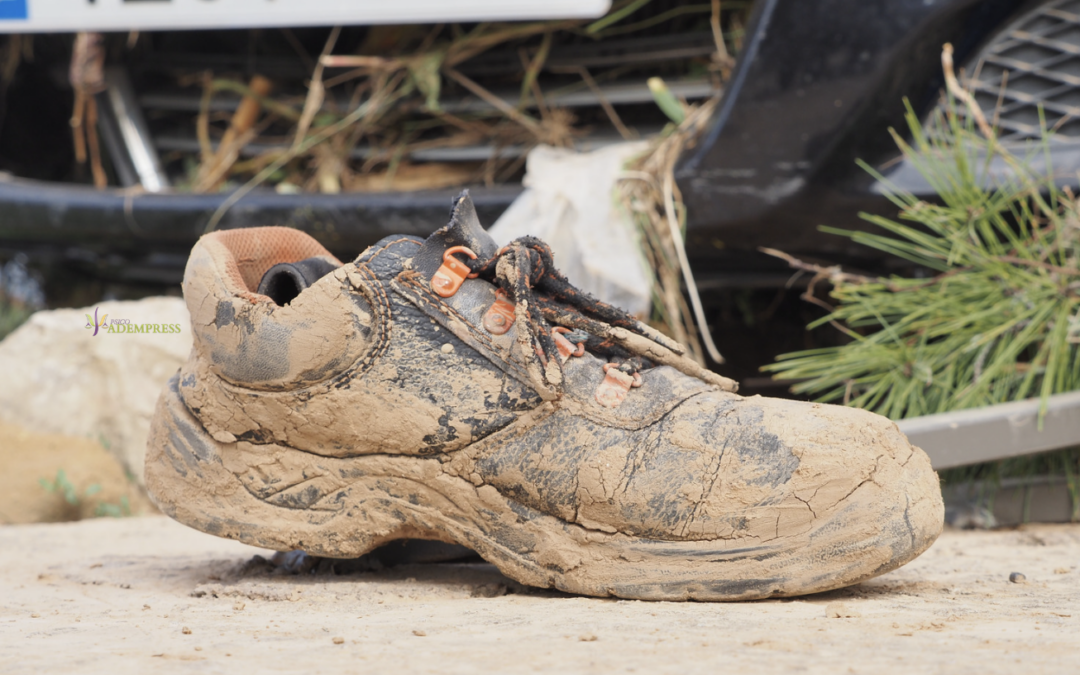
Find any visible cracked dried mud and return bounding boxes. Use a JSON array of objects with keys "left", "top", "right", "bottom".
[{"left": 2, "top": 516, "right": 1077, "bottom": 674}]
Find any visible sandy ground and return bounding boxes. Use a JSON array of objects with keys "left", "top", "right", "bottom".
[{"left": 1, "top": 519, "right": 1078, "bottom": 673}]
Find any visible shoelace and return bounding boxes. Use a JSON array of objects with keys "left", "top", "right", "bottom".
[{"left": 464, "top": 236, "right": 737, "bottom": 397}]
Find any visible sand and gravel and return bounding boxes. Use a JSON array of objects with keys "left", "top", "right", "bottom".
[{"left": 1, "top": 515, "right": 1077, "bottom": 674}]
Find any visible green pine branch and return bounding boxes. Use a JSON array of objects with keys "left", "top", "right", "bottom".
[
  {"left": 765, "top": 95, "right": 1080, "bottom": 496},
  {"left": 765, "top": 99, "right": 1080, "bottom": 423}
]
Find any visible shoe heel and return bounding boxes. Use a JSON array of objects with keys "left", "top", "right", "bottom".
[{"left": 145, "top": 373, "right": 406, "bottom": 556}]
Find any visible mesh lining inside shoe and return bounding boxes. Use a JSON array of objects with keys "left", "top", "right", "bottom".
[{"left": 206, "top": 227, "right": 342, "bottom": 293}]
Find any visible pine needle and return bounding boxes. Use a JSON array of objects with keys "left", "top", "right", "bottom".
[
  {"left": 766, "top": 88, "right": 1080, "bottom": 421},
  {"left": 764, "top": 46, "right": 1080, "bottom": 501}
]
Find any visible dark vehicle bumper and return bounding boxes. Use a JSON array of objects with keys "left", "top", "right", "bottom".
[{"left": 0, "top": 0, "right": 1044, "bottom": 283}]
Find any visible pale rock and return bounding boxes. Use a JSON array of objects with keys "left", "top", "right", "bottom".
[
  {"left": 0, "top": 297, "right": 190, "bottom": 484},
  {"left": 487, "top": 142, "right": 652, "bottom": 318}
]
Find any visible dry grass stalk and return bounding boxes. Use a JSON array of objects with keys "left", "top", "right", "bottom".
[
  {"left": 194, "top": 74, "right": 273, "bottom": 192},
  {"left": 710, "top": 0, "right": 736, "bottom": 79},
  {"left": 195, "top": 72, "right": 214, "bottom": 163},
  {"left": 2, "top": 35, "right": 27, "bottom": 85},
  {"left": 941, "top": 43, "right": 992, "bottom": 139},
  {"left": 618, "top": 96, "right": 723, "bottom": 366},
  {"left": 573, "top": 66, "right": 635, "bottom": 140},
  {"left": 293, "top": 27, "right": 340, "bottom": 149},
  {"left": 69, "top": 32, "right": 107, "bottom": 189},
  {"left": 196, "top": 4, "right": 747, "bottom": 234},
  {"left": 194, "top": 18, "right": 587, "bottom": 204}
]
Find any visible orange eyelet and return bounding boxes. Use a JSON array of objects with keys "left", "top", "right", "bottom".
[
  {"left": 552, "top": 327, "right": 585, "bottom": 363},
  {"left": 483, "top": 289, "right": 516, "bottom": 335},
  {"left": 595, "top": 363, "right": 642, "bottom": 408},
  {"left": 431, "top": 246, "right": 478, "bottom": 298}
]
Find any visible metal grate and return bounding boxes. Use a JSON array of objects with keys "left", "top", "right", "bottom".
[
  {"left": 120, "top": 27, "right": 723, "bottom": 190},
  {"left": 962, "top": 0, "right": 1080, "bottom": 142}
]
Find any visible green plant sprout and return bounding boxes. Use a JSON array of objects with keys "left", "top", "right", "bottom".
[
  {"left": 38, "top": 469, "right": 80, "bottom": 506},
  {"left": 38, "top": 469, "right": 133, "bottom": 518},
  {"left": 94, "top": 496, "right": 131, "bottom": 518}
]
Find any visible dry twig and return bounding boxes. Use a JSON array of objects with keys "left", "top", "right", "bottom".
[
  {"left": 69, "top": 32, "right": 107, "bottom": 188},
  {"left": 618, "top": 98, "right": 725, "bottom": 364},
  {"left": 194, "top": 74, "right": 273, "bottom": 192}
]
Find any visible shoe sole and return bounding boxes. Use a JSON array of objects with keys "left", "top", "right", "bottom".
[{"left": 146, "top": 374, "right": 943, "bottom": 601}]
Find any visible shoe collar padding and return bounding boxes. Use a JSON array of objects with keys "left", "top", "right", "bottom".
[
  {"left": 193, "top": 227, "right": 342, "bottom": 299},
  {"left": 182, "top": 227, "right": 375, "bottom": 390}
]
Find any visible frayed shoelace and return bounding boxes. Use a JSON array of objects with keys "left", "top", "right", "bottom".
[{"left": 465, "top": 236, "right": 737, "bottom": 397}]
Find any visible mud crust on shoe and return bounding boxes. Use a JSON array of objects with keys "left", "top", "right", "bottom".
[{"left": 147, "top": 375, "right": 942, "bottom": 601}]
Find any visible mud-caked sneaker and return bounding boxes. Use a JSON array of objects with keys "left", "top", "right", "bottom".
[{"left": 145, "top": 192, "right": 943, "bottom": 601}]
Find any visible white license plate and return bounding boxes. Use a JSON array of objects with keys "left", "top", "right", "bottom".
[{"left": 0, "top": 0, "right": 610, "bottom": 33}]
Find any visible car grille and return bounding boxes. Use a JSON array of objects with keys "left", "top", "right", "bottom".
[
  {"left": 964, "top": 0, "right": 1080, "bottom": 142},
  {"left": 122, "top": 4, "right": 728, "bottom": 191}
]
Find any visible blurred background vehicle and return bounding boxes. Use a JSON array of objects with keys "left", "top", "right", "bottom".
[{"left": 0, "top": 0, "right": 1075, "bottom": 387}]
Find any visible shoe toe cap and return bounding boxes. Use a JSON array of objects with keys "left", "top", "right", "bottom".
[
  {"left": 475, "top": 389, "right": 943, "bottom": 593},
  {"left": 596, "top": 392, "right": 942, "bottom": 553},
  {"left": 664, "top": 393, "right": 943, "bottom": 577}
]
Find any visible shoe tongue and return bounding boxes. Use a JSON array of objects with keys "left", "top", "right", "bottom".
[{"left": 413, "top": 190, "right": 499, "bottom": 276}]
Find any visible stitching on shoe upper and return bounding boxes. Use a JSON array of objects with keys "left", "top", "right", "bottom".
[
  {"left": 355, "top": 237, "right": 422, "bottom": 268},
  {"left": 343, "top": 264, "right": 392, "bottom": 385}
]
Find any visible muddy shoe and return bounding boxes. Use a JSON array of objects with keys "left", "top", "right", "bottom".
[{"left": 145, "top": 192, "right": 943, "bottom": 601}]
